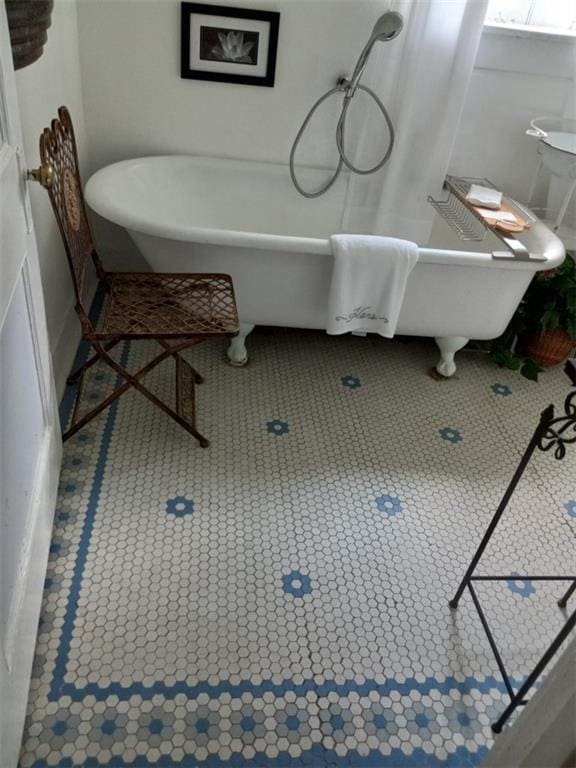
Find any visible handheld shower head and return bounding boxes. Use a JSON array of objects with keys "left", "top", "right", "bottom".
[
  {"left": 371, "top": 10, "right": 404, "bottom": 42},
  {"left": 290, "top": 11, "right": 401, "bottom": 196},
  {"left": 347, "top": 10, "right": 404, "bottom": 93}
]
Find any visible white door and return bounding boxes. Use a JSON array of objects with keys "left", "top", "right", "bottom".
[{"left": 0, "top": 7, "right": 62, "bottom": 767}]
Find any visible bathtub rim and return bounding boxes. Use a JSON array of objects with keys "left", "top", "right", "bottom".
[{"left": 85, "top": 154, "right": 566, "bottom": 272}]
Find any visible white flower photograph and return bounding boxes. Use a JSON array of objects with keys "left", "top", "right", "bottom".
[{"left": 181, "top": 4, "right": 280, "bottom": 86}]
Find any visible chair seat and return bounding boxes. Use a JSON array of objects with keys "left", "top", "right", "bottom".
[{"left": 98, "top": 272, "right": 239, "bottom": 339}]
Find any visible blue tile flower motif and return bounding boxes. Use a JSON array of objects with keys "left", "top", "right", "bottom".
[
  {"left": 241, "top": 716, "right": 256, "bottom": 732},
  {"left": 71, "top": 431, "right": 95, "bottom": 446},
  {"left": 88, "top": 709, "right": 129, "bottom": 748},
  {"left": 101, "top": 719, "right": 117, "bottom": 736},
  {"left": 372, "top": 713, "right": 388, "bottom": 730},
  {"left": 491, "top": 383, "right": 512, "bottom": 397},
  {"left": 195, "top": 717, "right": 210, "bottom": 734},
  {"left": 165, "top": 496, "right": 194, "bottom": 518},
  {"left": 285, "top": 715, "right": 300, "bottom": 731},
  {"left": 405, "top": 702, "right": 440, "bottom": 739},
  {"left": 282, "top": 570, "right": 312, "bottom": 598},
  {"left": 564, "top": 500, "right": 576, "bottom": 518},
  {"left": 51, "top": 720, "right": 67, "bottom": 736},
  {"left": 41, "top": 710, "right": 81, "bottom": 748},
  {"left": 63, "top": 454, "right": 85, "bottom": 472},
  {"left": 138, "top": 709, "right": 175, "bottom": 746},
  {"left": 267, "top": 419, "right": 289, "bottom": 436},
  {"left": 318, "top": 703, "right": 354, "bottom": 737},
  {"left": 445, "top": 705, "right": 478, "bottom": 739},
  {"left": 439, "top": 427, "right": 463, "bottom": 444},
  {"left": 457, "top": 713, "right": 471, "bottom": 727},
  {"left": 44, "top": 576, "right": 60, "bottom": 593},
  {"left": 330, "top": 713, "right": 345, "bottom": 731},
  {"left": 275, "top": 708, "right": 310, "bottom": 739},
  {"left": 60, "top": 480, "right": 84, "bottom": 496},
  {"left": 507, "top": 572, "right": 536, "bottom": 598},
  {"left": 375, "top": 494, "right": 403, "bottom": 517},
  {"left": 148, "top": 718, "right": 164, "bottom": 734},
  {"left": 184, "top": 707, "right": 218, "bottom": 741},
  {"left": 341, "top": 375, "right": 362, "bottom": 389}
]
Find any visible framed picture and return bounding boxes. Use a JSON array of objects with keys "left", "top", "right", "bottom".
[{"left": 181, "top": 3, "right": 280, "bottom": 87}]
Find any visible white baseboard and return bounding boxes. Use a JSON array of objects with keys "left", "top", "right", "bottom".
[
  {"left": 51, "top": 298, "right": 82, "bottom": 402},
  {"left": 51, "top": 278, "right": 97, "bottom": 402},
  {"left": 0, "top": 426, "right": 62, "bottom": 768}
]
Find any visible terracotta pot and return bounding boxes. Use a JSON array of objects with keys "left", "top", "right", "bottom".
[
  {"left": 5, "top": 0, "right": 54, "bottom": 70},
  {"left": 522, "top": 329, "right": 575, "bottom": 368}
]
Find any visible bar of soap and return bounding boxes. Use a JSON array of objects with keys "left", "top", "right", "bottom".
[
  {"left": 474, "top": 208, "right": 518, "bottom": 223},
  {"left": 466, "top": 184, "right": 503, "bottom": 210}
]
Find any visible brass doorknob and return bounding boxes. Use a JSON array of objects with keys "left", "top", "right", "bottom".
[{"left": 27, "top": 164, "right": 54, "bottom": 188}]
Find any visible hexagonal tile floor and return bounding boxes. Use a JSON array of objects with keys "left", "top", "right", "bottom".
[{"left": 19, "top": 318, "right": 575, "bottom": 767}]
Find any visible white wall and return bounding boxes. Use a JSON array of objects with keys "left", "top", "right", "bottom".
[
  {"left": 77, "top": 0, "right": 380, "bottom": 171},
  {"left": 450, "top": 27, "right": 576, "bottom": 217},
  {"left": 76, "top": 0, "right": 575, "bottom": 252},
  {"left": 16, "top": 0, "right": 90, "bottom": 398}
]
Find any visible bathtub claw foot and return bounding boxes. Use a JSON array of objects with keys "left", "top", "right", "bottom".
[
  {"left": 227, "top": 323, "right": 255, "bottom": 367},
  {"left": 434, "top": 336, "right": 469, "bottom": 378}
]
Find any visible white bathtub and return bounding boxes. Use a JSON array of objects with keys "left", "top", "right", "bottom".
[{"left": 85, "top": 156, "right": 565, "bottom": 375}]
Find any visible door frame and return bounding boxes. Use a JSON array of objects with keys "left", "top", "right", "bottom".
[{"left": 0, "top": 5, "right": 62, "bottom": 766}]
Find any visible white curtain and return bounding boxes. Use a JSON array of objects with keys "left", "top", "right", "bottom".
[{"left": 342, "top": 0, "right": 489, "bottom": 242}]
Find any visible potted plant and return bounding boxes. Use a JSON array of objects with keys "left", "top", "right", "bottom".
[{"left": 483, "top": 253, "right": 576, "bottom": 381}]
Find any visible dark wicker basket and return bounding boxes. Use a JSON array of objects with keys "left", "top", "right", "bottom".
[
  {"left": 523, "top": 329, "right": 575, "bottom": 368},
  {"left": 6, "top": 0, "right": 53, "bottom": 70}
]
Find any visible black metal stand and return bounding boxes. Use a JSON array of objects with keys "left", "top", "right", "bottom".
[{"left": 450, "top": 363, "right": 576, "bottom": 734}]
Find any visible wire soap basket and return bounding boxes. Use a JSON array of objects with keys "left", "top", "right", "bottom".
[{"left": 428, "top": 176, "right": 543, "bottom": 261}]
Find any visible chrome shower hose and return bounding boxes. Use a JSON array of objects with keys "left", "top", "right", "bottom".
[{"left": 289, "top": 83, "right": 395, "bottom": 199}]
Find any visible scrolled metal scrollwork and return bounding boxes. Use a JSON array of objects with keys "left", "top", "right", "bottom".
[{"left": 537, "top": 391, "right": 576, "bottom": 460}]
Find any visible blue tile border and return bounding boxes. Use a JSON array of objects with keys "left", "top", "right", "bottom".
[
  {"left": 30, "top": 744, "right": 491, "bottom": 768},
  {"left": 51, "top": 341, "right": 130, "bottom": 700},
  {"left": 57, "top": 670, "right": 513, "bottom": 703}
]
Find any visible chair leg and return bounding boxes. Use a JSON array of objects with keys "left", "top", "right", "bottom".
[
  {"left": 175, "top": 354, "right": 211, "bottom": 447},
  {"left": 157, "top": 339, "right": 204, "bottom": 383},
  {"left": 95, "top": 342, "right": 210, "bottom": 447},
  {"left": 64, "top": 379, "right": 133, "bottom": 441},
  {"left": 64, "top": 340, "right": 210, "bottom": 446},
  {"left": 67, "top": 340, "right": 120, "bottom": 384}
]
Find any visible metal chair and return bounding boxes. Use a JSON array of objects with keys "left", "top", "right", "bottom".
[{"left": 32, "top": 106, "right": 239, "bottom": 447}]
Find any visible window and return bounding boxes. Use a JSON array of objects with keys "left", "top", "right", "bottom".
[{"left": 485, "top": 0, "right": 576, "bottom": 34}]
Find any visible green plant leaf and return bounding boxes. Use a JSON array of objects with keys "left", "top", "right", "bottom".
[
  {"left": 541, "top": 309, "right": 560, "bottom": 331},
  {"left": 520, "top": 359, "right": 542, "bottom": 381},
  {"left": 492, "top": 349, "right": 522, "bottom": 370}
]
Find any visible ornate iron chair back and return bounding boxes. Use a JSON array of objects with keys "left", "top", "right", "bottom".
[{"left": 39, "top": 106, "right": 104, "bottom": 332}]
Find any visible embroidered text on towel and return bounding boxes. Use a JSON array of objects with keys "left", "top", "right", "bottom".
[{"left": 335, "top": 306, "right": 388, "bottom": 324}]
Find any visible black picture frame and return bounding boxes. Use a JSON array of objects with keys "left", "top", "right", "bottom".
[{"left": 181, "top": 3, "right": 280, "bottom": 87}]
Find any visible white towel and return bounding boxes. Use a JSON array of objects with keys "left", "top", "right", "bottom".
[{"left": 327, "top": 235, "right": 419, "bottom": 338}]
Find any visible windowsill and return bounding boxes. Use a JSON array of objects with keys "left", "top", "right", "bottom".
[{"left": 484, "top": 22, "right": 576, "bottom": 43}]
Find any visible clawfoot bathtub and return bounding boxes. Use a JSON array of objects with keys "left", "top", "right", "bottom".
[{"left": 85, "top": 156, "right": 564, "bottom": 375}]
